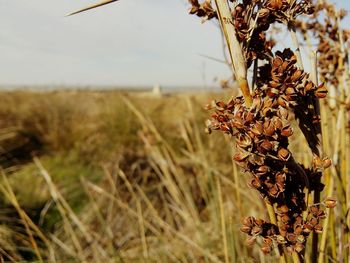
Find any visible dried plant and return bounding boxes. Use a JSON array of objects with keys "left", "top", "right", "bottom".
[{"left": 188, "top": 0, "right": 339, "bottom": 262}]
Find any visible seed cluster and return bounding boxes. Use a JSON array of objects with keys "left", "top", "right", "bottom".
[
  {"left": 189, "top": 0, "right": 217, "bottom": 20},
  {"left": 189, "top": 0, "right": 336, "bottom": 255},
  {"left": 206, "top": 46, "right": 331, "bottom": 252},
  {"left": 295, "top": 2, "right": 350, "bottom": 86}
]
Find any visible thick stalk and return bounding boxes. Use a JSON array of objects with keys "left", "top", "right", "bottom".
[
  {"left": 214, "top": 0, "right": 252, "bottom": 106},
  {"left": 310, "top": 52, "right": 323, "bottom": 263}
]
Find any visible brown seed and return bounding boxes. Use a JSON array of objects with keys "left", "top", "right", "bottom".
[
  {"left": 294, "top": 243, "right": 305, "bottom": 253},
  {"left": 277, "top": 205, "right": 289, "bottom": 214},
  {"left": 250, "top": 178, "right": 261, "bottom": 189},
  {"left": 314, "top": 224, "right": 323, "bottom": 234},
  {"left": 233, "top": 152, "right": 249, "bottom": 162},
  {"left": 281, "top": 125, "right": 293, "bottom": 137},
  {"left": 269, "top": 186, "right": 279, "bottom": 196},
  {"left": 260, "top": 140, "right": 273, "bottom": 152},
  {"left": 252, "top": 226, "right": 263, "bottom": 235},
  {"left": 273, "top": 117, "right": 283, "bottom": 130},
  {"left": 291, "top": 70, "right": 303, "bottom": 82},
  {"left": 240, "top": 225, "right": 252, "bottom": 234},
  {"left": 237, "top": 134, "right": 253, "bottom": 149},
  {"left": 267, "top": 88, "right": 279, "bottom": 98},
  {"left": 310, "top": 206, "right": 319, "bottom": 215},
  {"left": 286, "top": 233, "right": 297, "bottom": 242},
  {"left": 315, "top": 84, "right": 328, "bottom": 98},
  {"left": 276, "top": 235, "right": 286, "bottom": 244},
  {"left": 263, "top": 238, "right": 273, "bottom": 246},
  {"left": 303, "top": 224, "right": 313, "bottom": 233},
  {"left": 256, "top": 165, "right": 270, "bottom": 175},
  {"left": 251, "top": 121, "right": 264, "bottom": 136},
  {"left": 309, "top": 217, "right": 318, "bottom": 226},
  {"left": 305, "top": 81, "right": 314, "bottom": 92},
  {"left": 281, "top": 214, "right": 290, "bottom": 223},
  {"left": 264, "top": 121, "right": 275, "bottom": 136},
  {"left": 295, "top": 226, "right": 303, "bottom": 236},
  {"left": 243, "top": 216, "right": 255, "bottom": 227},
  {"left": 277, "top": 148, "right": 291, "bottom": 161},
  {"left": 277, "top": 96, "right": 288, "bottom": 107},
  {"left": 273, "top": 56, "right": 283, "bottom": 67}
]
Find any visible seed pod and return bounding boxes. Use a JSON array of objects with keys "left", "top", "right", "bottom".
[
  {"left": 241, "top": 225, "right": 252, "bottom": 234},
  {"left": 276, "top": 235, "right": 286, "bottom": 244},
  {"left": 273, "top": 56, "right": 283, "bottom": 67},
  {"left": 237, "top": 134, "right": 253, "bottom": 149},
  {"left": 267, "top": 88, "right": 279, "bottom": 98},
  {"left": 281, "top": 125, "right": 293, "bottom": 137},
  {"left": 278, "top": 107, "right": 289, "bottom": 119},
  {"left": 251, "top": 121, "right": 264, "bottom": 136},
  {"left": 324, "top": 197, "right": 337, "bottom": 208},
  {"left": 243, "top": 216, "right": 255, "bottom": 227},
  {"left": 277, "top": 96, "right": 288, "bottom": 107},
  {"left": 277, "top": 205, "right": 289, "bottom": 214},
  {"left": 314, "top": 224, "right": 323, "bottom": 234},
  {"left": 286, "top": 233, "right": 297, "bottom": 242},
  {"left": 268, "top": 185, "right": 279, "bottom": 196},
  {"left": 295, "top": 226, "right": 303, "bottom": 236},
  {"left": 309, "top": 217, "right": 318, "bottom": 226},
  {"left": 246, "top": 237, "right": 256, "bottom": 246},
  {"left": 261, "top": 245, "right": 272, "bottom": 254},
  {"left": 260, "top": 139, "right": 273, "bottom": 152},
  {"left": 281, "top": 214, "right": 290, "bottom": 223},
  {"left": 264, "top": 120, "right": 275, "bottom": 136},
  {"left": 277, "top": 148, "right": 291, "bottom": 161},
  {"left": 294, "top": 243, "right": 305, "bottom": 253},
  {"left": 305, "top": 81, "right": 314, "bottom": 92},
  {"left": 250, "top": 178, "right": 261, "bottom": 189},
  {"left": 322, "top": 157, "right": 332, "bottom": 169},
  {"left": 315, "top": 84, "right": 328, "bottom": 98},
  {"left": 256, "top": 165, "right": 270, "bottom": 176},
  {"left": 303, "top": 224, "right": 313, "bottom": 233},
  {"left": 252, "top": 226, "right": 263, "bottom": 235},
  {"left": 263, "top": 237, "right": 273, "bottom": 246},
  {"left": 233, "top": 152, "right": 249, "bottom": 162},
  {"left": 291, "top": 70, "right": 303, "bottom": 82},
  {"left": 273, "top": 117, "right": 283, "bottom": 130}
]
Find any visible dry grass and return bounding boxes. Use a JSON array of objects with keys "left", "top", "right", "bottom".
[{"left": 0, "top": 89, "right": 348, "bottom": 262}]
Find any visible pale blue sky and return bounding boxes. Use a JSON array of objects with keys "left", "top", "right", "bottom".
[{"left": 0, "top": 1, "right": 349, "bottom": 87}]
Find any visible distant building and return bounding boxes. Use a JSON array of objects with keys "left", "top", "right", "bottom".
[{"left": 152, "top": 84, "right": 162, "bottom": 96}]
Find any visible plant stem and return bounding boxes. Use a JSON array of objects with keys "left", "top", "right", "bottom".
[{"left": 214, "top": 0, "right": 252, "bottom": 107}]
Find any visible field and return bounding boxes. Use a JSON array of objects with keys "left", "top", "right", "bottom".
[
  {"left": 1, "top": 87, "right": 347, "bottom": 263},
  {"left": 0, "top": 89, "right": 262, "bottom": 262}
]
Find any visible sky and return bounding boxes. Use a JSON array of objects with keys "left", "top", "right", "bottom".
[{"left": 0, "top": 0, "right": 349, "bottom": 88}]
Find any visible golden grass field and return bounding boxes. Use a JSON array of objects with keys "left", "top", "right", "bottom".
[{"left": 0, "top": 89, "right": 348, "bottom": 262}]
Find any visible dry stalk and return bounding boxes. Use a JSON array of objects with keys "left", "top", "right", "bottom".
[{"left": 214, "top": 0, "right": 252, "bottom": 106}]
